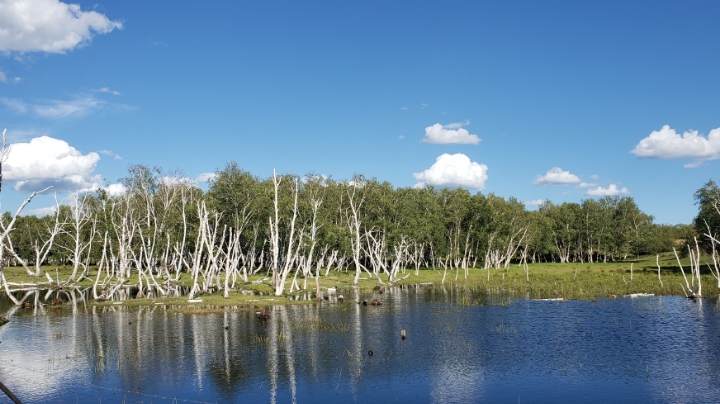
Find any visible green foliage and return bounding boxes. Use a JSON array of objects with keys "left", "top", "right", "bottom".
[
  {"left": 693, "top": 179, "right": 720, "bottom": 251},
  {"left": 2, "top": 163, "right": 686, "bottom": 292}
]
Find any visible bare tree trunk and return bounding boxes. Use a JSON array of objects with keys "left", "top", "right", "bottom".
[
  {"left": 274, "top": 175, "right": 300, "bottom": 296},
  {"left": 346, "top": 183, "right": 366, "bottom": 286}
]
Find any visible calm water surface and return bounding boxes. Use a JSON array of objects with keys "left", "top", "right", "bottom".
[{"left": 1, "top": 286, "right": 719, "bottom": 403}]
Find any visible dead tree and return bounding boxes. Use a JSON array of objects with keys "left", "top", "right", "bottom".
[
  {"left": 346, "top": 179, "right": 366, "bottom": 286},
  {"left": 0, "top": 129, "right": 51, "bottom": 304}
]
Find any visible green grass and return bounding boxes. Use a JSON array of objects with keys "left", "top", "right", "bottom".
[
  {"left": 2, "top": 252, "right": 719, "bottom": 307},
  {"left": 392, "top": 252, "right": 719, "bottom": 299}
]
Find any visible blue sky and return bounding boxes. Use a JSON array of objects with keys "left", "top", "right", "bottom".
[{"left": 1, "top": 0, "right": 720, "bottom": 224}]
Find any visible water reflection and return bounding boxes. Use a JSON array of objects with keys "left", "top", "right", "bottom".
[{"left": 1, "top": 287, "right": 720, "bottom": 403}]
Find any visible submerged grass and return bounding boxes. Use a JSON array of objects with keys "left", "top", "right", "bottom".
[{"left": 292, "top": 316, "right": 349, "bottom": 332}]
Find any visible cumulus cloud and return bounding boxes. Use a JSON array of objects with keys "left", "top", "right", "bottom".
[
  {"left": 413, "top": 153, "right": 488, "bottom": 190},
  {"left": 5, "top": 136, "right": 101, "bottom": 192},
  {"left": 14, "top": 174, "right": 102, "bottom": 193},
  {"left": 104, "top": 183, "right": 127, "bottom": 197},
  {"left": 524, "top": 199, "right": 545, "bottom": 207},
  {"left": 532, "top": 167, "right": 581, "bottom": 186},
  {"left": 195, "top": 172, "right": 217, "bottom": 183},
  {"left": 159, "top": 176, "right": 197, "bottom": 187},
  {"left": 585, "top": 184, "right": 629, "bottom": 196},
  {"left": 422, "top": 122, "right": 480, "bottom": 145},
  {"left": 0, "top": 0, "right": 122, "bottom": 54},
  {"left": 576, "top": 182, "right": 596, "bottom": 188},
  {"left": 631, "top": 125, "right": 720, "bottom": 168}
]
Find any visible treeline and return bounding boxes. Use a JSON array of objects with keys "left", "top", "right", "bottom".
[{"left": 1, "top": 163, "right": 696, "bottom": 296}]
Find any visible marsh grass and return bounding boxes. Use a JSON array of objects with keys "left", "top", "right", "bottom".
[
  {"left": 4, "top": 252, "right": 720, "bottom": 306},
  {"left": 393, "top": 252, "right": 720, "bottom": 300}
]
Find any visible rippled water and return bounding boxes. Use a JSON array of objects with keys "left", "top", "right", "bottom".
[{"left": 1, "top": 286, "right": 720, "bottom": 403}]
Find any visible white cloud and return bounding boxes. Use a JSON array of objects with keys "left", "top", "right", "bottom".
[
  {"left": 400, "top": 106, "right": 408, "bottom": 111},
  {"left": 631, "top": 125, "right": 720, "bottom": 168},
  {"left": 22, "top": 205, "right": 57, "bottom": 217},
  {"left": 158, "top": 176, "right": 197, "bottom": 187},
  {"left": 98, "top": 149, "right": 122, "bottom": 160},
  {"left": 33, "top": 96, "right": 105, "bottom": 118},
  {"left": 104, "top": 183, "right": 127, "bottom": 197},
  {"left": 590, "top": 174, "right": 599, "bottom": 180},
  {"left": 93, "top": 87, "right": 121, "bottom": 95},
  {"left": 443, "top": 120, "right": 470, "bottom": 129},
  {"left": 585, "top": 184, "right": 629, "bottom": 196},
  {"left": 14, "top": 174, "right": 102, "bottom": 193},
  {"left": 301, "top": 174, "right": 329, "bottom": 185},
  {"left": 0, "top": 0, "right": 122, "bottom": 54},
  {"left": 1, "top": 95, "right": 107, "bottom": 118},
  {"left": 524, "top": 199, "right": 545, "bottom": 206},
  {"left": 5, "top": 136, "right": 101, "bottom": 193},
  {"left": 576, "top": 182, "right": 597, "bottom": 188},
  {"left": 195, "top": 172, "right": 217, "bottom": 183},
  {"left": 413, "top": 153, "right": 488, "bottom": 190},
  {"left": 423, "top": 122, "right": 481, "bottom": 145},
  {"left": 1, "top": 97, "right": 27, "bottom": 113},
  {"left": 532, "top": 167, "right": 581, "bottom": 186},
  {"left": 0, "top": 70, "right": 16, "bottom": 83}
]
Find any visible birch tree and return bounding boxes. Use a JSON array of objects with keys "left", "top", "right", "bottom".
[{"left": 0, "top": 129, "right": 51, "bottom": 303}]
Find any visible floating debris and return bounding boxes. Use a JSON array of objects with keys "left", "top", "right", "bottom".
[
  {"left": 627, "top": 293, "right": 655, "bottom": 298},
  {"left": 533, "top": 298, "right": 564, "bottom": 302}
]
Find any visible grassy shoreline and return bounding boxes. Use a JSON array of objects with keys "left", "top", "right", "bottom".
[{"left": 2, "top": 252, "right": 718, "bottom": 309}]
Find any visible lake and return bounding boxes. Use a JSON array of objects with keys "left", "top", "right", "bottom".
[{"left": 1, "top": 286, "right": 719, "bottom": 403}]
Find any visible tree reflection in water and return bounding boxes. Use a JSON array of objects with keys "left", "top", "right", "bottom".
[{"left": 1, "top": 286, "right": 720, "bottom": 403}]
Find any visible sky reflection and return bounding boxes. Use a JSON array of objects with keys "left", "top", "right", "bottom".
[{"left": 1, "top": 288, "right": 719, "bottom": 403}]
